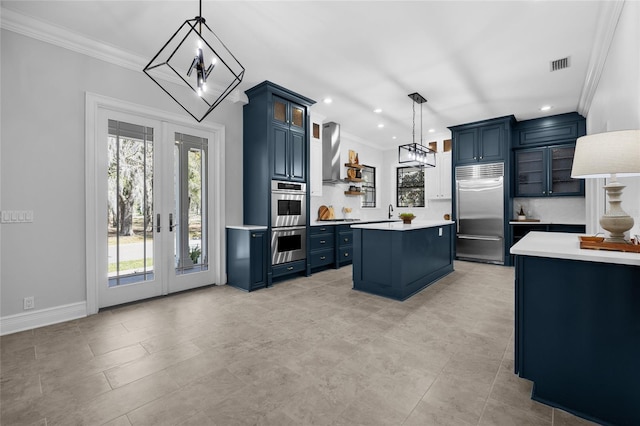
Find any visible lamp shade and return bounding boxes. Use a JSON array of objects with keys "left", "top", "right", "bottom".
[{"left": 571, "top": 130, "right": 640, "bottom": 178}]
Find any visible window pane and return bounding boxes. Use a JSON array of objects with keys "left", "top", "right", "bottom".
[
  {"left": 397, "top": 167, "right": 425, "bottom": 207},
  {"left": 361, "top": 165, "right": 376, "bottom": 208}
]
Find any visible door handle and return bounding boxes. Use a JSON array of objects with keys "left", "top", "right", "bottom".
[
  {"left": 169, "top": 213, "right": 178, "bottom": 231},
  {"left": 156, "top": 213, "right": 161, "bottom": 232}
]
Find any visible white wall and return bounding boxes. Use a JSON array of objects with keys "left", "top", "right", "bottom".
[
  {"left": 585, "top": 1, "right": 640, "bottom": 238},
  {"left": 0, "top": 30, "right": 244, "bottom": 321},
  {"left": 310, "top": 131, "right": 387, "bottom": 221}
]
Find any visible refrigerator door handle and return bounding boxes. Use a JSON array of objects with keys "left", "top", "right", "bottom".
[{"left": 457, "top": 234, "right": 502, "bottom": 242}]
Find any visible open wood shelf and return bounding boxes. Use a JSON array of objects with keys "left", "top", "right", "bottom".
[
  {"left": 344, "top": 191, "right": 364, "bottom": 196},
  {"left": 344, "top": 163, "right": 364, "bottom": 169}
]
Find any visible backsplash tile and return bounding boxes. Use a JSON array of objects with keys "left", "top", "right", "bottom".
[{"left": 513, "top": 197, "right": 586, "bottom": 224}]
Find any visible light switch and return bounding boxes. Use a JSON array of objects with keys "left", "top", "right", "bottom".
[{"left": 438, "top": 227, "right": 443, "bottom": 236}]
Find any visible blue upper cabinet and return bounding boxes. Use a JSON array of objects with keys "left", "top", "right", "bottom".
[
  {"left": 449, "top": 116, "right": 515, "bottom": 166},
  {"left": 514, "top": 112, "right": 586, "bottom": 148},
  {"left": 513, "top": 112, "right": 586, "bottom": 197},
  {"left": 243, "top": 81, "right": 315, "bottom": 226},
  {"left": 271, "top": 95, "right": 307, "bottom": 182}
]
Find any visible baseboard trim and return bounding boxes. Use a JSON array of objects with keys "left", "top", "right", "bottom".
[{"left": 0, "top": 302, "right": 87, "bottom": 336}]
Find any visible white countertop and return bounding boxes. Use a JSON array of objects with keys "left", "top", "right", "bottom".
[
  {"left": 510, "top": 231, "right": 640, "bottom": 266},
  {"left": 226, "top": 225, "right": 268, "bottom": 230},
  {"left": 310, "top": 219, "right": 401, "bottom": 226},
  {"left": 351, "top": 220, "right": 455, "bottom": 231},
  {"left": 509, "top": 221, "right": 586, "bottom": 225}
]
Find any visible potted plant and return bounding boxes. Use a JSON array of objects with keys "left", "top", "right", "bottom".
[
  {"left": 399, "top": 212, "right": 416, "bottom": 224},
  {"left": 189, "top": 245, "right": 201, "bottom": 264}
]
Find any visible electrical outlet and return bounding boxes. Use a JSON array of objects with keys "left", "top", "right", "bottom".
[{"left": 23, "top": 296, "right": 35, "bottom": 310}]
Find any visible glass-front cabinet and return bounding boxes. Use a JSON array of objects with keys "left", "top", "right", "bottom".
[{"left": 514, "top": 144, "right": 583, "bottom": 197}]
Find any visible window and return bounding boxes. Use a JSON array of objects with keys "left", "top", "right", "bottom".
[
  {"left": 397, "top": 167, "right": 425, "bottom": 207},
  {"left": 361, "top": 165, "right": 376, "bottom": 208}
]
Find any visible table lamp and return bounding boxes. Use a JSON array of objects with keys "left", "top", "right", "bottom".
[{"left": 571, "top": 129, "right": 640, "bottom": 243}]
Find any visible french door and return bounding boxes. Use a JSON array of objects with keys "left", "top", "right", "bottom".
[{"left": 90, "top": 102, "right": 220, "bottom": 310}]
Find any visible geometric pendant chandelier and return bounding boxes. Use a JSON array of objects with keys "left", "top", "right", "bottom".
[
  {"left": 398, "top": 92, "right": 436, "bottom": 168},
  {"left": 143, "top": 0, "right": 245, "bottom": 122}
]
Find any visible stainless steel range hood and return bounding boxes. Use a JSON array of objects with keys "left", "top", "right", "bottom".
[{"left": 322, "top": 122, "right": 341, "bottom": 183}]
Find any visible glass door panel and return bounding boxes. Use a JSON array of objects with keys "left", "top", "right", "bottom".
[
  {"left": 174, "top": 133, "right": 208, "bottom": 275},
  {"left": 107, "top": 120, "right": 155, "bottom": 287},
  {"left": 550, "top": 146, "right": 581, "bottom": 195},
  {"left": 515, "top": 149, "right": 545, "bottom": 196},
  {"left": 291, "top": 104, "right": 304, "bottom": 128}
]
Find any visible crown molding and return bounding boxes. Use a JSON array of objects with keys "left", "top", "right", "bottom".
[
  {"left": 0, "top": 7, "right": 247, "bottom": 105},
  {"left": 577, "top": 0, "right": 625, "bottom": 116}
]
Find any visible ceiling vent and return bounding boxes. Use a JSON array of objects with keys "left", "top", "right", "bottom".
[{"left": 550, "top": 57, "right": 570, "bottom": 71}]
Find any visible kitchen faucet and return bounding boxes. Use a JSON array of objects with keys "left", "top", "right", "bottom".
[{"left": 388, "top": 204, "right": 394, "bottom": 219}]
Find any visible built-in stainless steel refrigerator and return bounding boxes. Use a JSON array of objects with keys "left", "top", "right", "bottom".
[{"left": 455, "top": 162, "right": 504, "bottom": 264}]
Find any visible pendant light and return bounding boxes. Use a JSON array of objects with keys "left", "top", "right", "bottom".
[
  {"left": 143, "top": 0, "right": 245, "bottom": 122},
  {"left": 398, "top": 92, "right": 436, "bottom": 168}
]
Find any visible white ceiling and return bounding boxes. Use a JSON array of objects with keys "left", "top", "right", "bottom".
[{"left": 1, "top": 1, "right": 609, "bottom": 148}]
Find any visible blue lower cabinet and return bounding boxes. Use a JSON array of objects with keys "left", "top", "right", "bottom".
[
  {"left": 515, "top": 255, "right": 640, "bottom": 426},
  {"left": 337, "top": 225, "right": 354, "bottom": 266},
  {"left": 272, "top": 259, "right": 306, "bottom": 278},
  {"left": 226, "top": 228, "right": 267, "bottom": 292}
]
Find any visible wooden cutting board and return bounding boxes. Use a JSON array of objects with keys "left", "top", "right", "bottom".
[{"left": 318, "top": 205, "right": 330, "bottom": 220}]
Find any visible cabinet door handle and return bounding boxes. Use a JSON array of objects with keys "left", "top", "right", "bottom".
[
  {"left": 320, "top": 227, "right": 326, "bottom": 231},
  {"left": 480, "top": 156, "right": 483, "bottom": 159},
  {"left": 549, "top": 190, "right": 553, "bottom": 194},
  {"left": 320, "top": 256, "right": 326, "bottom": 260},
  {"left": 344, "top": 238, "right": 349, "bottom": 242},
  {"left": 320, "top": 240, "right": 325, "bottom": 244},
  {"left": 287, "top": 266, "right": 294, "bottom": 271},
  {"left": 156, "top": 213, "right": 161, "bottom": 232},
  {"left": 252, "top": 234, "right": 256, "bottom": 238},
  {"left": 344, "top": 253, "right": 349, "bottom": 257}
]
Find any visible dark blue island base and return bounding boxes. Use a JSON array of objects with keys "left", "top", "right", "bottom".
[
  {"left": 351, "top": 222, "right": 455, "bottom": 301},
  {"left": 511, "top": 232, "right": 640, "bottom": 426}
]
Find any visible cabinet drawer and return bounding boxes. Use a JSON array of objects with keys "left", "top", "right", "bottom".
[
  {"left": 339, "top": 231, "right": 353, "bottom": 247},
  {"left": 339, "top": 246, "right": 353, "bottom": 262},
  {"left": 272, "top": 260, "right": 306, "bottom": 278},
  {"left": 310, "top": 225, "right": 333, "bottom": 235},
  {"left": 310, "top": 249, "right": 334, "bottom": 268},
  {"left": 310, "top": 233, "right": 334, "bottom": 251}
]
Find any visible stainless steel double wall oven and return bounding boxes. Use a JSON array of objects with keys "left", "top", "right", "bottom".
[{"left": 270, "top": 180, "right": 307, "bottom": 265}]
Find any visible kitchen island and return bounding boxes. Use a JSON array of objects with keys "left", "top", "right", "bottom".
[
  {"left": 351, "top": 220, "right": 455, "bottom": 300},
  {"left": 510, "top": 232, "right": 640, "bottom": 426}
]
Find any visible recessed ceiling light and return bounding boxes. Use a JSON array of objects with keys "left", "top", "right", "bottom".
[
  {"left": 392, "top": 136, "right": 397, "bottom": 140},
  {"left": 323, "top": 98, "right": 333, "bottom": 104},
  {"left": 428, "top": 128, "right": 435, "bottom": 133},
  {"left": 540, "top": 105, "right": 552, "bottom": 111},
  {"left": 373, "top": 108, "right": 382, "bottom": 113},
  {"left": 377, "top": 123, "right": 384, "bottom": 128}
]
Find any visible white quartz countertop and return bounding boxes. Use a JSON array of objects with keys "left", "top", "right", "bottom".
[
  {"left": 226, "top": 225, "right": 268, "bottom": 230},
  {"left": 510, "top": 231, "right": 640, "bottom": 266},
  {"left": 509, "top": 221, "right": 586, "bottom": 225},
  {"left": 310, "top": 219, "right": 401, "bottom": 226},
  {"left": 351, "top": 220, "right": 455, "bottom": 231}
]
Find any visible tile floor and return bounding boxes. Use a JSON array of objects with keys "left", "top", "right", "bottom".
[{"left": 1, "top": 261, "right": 598, "bottom": 426}]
